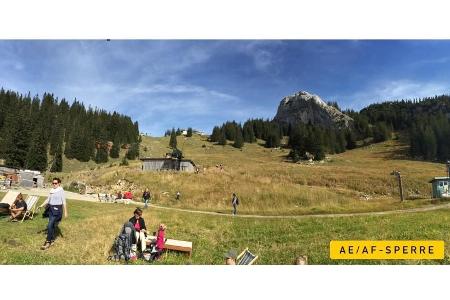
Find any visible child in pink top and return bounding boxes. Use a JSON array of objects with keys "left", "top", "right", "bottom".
[{"left": 151, "top": 223, "right": 167, "bottom": 261}]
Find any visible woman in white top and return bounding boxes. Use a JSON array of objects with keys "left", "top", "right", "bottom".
[{"left": 39, "top": 177, "right": 68, "bottom": 250}]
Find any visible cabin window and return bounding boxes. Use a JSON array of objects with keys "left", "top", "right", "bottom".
[
  {"left": 444, "top": 182, "right": 448, "bottom": 185},
  {"left": 439, "top": 182, "right": 444, "bottom": 187}
]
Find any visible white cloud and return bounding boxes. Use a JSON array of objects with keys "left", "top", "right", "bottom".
[{"left": 344, "top": 79, "right": 450, "bottom": 110}]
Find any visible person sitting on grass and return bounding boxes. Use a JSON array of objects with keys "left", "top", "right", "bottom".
[
  {"left": 9, "top": 193, "right": 27, "bottom": 222},
  {"left": 129, "top": 208, "right": 147, "bottom": 252},
  {"left": 151, "top": 223, "right": 167, "bottom": 261}
]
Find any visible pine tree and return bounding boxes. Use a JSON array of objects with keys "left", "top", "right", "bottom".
[
  {"left": 50, "top": 147, "right": 63, "bottom": 172},
  {"left": 1, "top": 104, "right": 32, "bottom": 168},
  {"left": 345, "top": 129, "right": 357, "bottom": 150},
  {"left": 187, "top": 127, "right": 193, "bottom": 137},
  {"left": 265, "top": 127, "right": 280, "bottom": 148},
  {"left": 218, "top": 129, "right": 227, "bottom": 145},
  {"left": 423, "top": 126, "right": 437, "bottom": 160},
  {"left": 126, "top": 143, "right": 140, "bottom": 160},
  {"left": 210, "top": 126, "right": 221, "bottom": 142},
  {"left": 49, "top": 113, "right": 64, "bottom": 156},
  {"left": 169, "top": 129, "right": 177, "bottom": 148},
  {"left": 233, "top": 126, "right": 244, "bottom": 148},
  {"left": 26, "top": 127, "right": 48, "bottom": 171},
  {"left": 243, "top": 122, "right": 256, "bottom": 143},
  {"left": 95, "top": 144, "right": 109, "bottom": 163},
  {"left": 110, "top": 139, "right": 120, "bottom": 159}
]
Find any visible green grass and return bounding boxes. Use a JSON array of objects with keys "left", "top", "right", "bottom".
[
  {"left": 1, "top": 198, "right": 449, "bottom": 264},
  {"left": 49, "top": 135, "right": 450, "bottom": 216},
  {"left": 9, "top": 135, "right": 446, "bottom": 264}
]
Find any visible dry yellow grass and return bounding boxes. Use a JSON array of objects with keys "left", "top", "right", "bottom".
[{"left": 50, "top": 135, "right": 448, "bottom": 215}]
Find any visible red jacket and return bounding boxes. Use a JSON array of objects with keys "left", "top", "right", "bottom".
[
  {"left": 124, "top": 191, "right": 133, "bottom": 199},
  {"left": 156, "top": 229, "right": 165, "bottom": 250}
]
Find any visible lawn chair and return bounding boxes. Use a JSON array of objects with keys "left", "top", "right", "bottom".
[
  {"left": 0, "top": 190, "right": 20, "bottom": 205},
  {"left": 236, "top": 248, "right": 258, "bottom": 265},
  {"left": 0, "top": 190, "right": 20, "bottom": 214},
  {"left": 20, "top": 195, "right": 40, "bottom": 222}
]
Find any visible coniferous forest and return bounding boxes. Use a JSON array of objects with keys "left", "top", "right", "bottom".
[
  {"left": 0, "top": 88, "right": 140, "bottom": 171},
  {"left": 209, "top": 95, "right": 450, "bottom": 163},
  {"left": 360, "top": 95, "right": 450, "bottom": 162}
]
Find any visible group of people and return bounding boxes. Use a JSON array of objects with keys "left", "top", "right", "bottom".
[
  {"left": 117, "top": 190, "right": 133, "bottom": 200},
  {"left": 4, "top": 175, "right": 240, "bottom": 262},
  {"left": 5, "top": 178, "right": 66, "bottom": 250},
  {"left": 128, "top": 207, "right": 166, "bottom": 261}
]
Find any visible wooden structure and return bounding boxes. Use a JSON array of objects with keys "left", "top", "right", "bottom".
[
  {"left": 391, "top": 170, "right": 404, "bottom": 202},
  {"left": 429, "top": 177, "right": 450, "bottom": 198},
  {"left": 146, "top": 236, "right": 193, "bottom": 256},
  {"left": 141, "top": 158, "right": 196, "bottom": 173}
]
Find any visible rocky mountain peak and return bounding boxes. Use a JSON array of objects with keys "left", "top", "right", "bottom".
[{"left": 273, "top": 91, "right": 353, "bottom": 129}]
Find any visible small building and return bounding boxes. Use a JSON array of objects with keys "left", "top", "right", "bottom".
[
  {"left": 141, "top": 158, "right": 197, "bottom": 172},
  {"left": 1, "top": 165, "right": 45, "bottom": 188},
  {"left": 0, "top": 165, "right": 19, "bottom": 185},
  {"left": 429, "top": 177, "right": 450, "bottom": 198},
  {"left": 18, "top": 170, "right": 45, "bottom": 188}
]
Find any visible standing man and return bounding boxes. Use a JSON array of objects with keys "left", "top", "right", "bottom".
[
  {"left": 176, "top": 191, "right": 181, "bottom": 201},
  {"left": 143, "top": 188, "right": 151, "bottom": 209},
  {"left": 39, "top": 177, "right": 68, "bottom": 250},
  {"left": 231, "top": 193, "right": 239, "bottom": 215}
]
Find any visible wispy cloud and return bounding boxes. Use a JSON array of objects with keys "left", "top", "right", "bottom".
[{"left": 344, "top": 79, "right": 450, "bottom": 110}]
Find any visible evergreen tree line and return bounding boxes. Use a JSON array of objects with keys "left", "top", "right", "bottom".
[
  {"left": 409, "top": 113, "right": 450, "bottom": 161},
  {"left": 209, "top": 119, "right": 282, "bottom": 149},
  {"left": 360, "top": 94, "right": 450, "bottom": 162},
  {"left": 0, "top": 88, "right": 140, "bottom": 172},
  {"left": 208, "top": 116, "right": 392, "bottom": 161},
  {"left": 164, "top": 127, "right": 193, "bottom": 137}
]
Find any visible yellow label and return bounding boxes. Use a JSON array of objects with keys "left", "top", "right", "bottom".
[{"left": 330, "top": 240, "right": 444, "bottom": 260}]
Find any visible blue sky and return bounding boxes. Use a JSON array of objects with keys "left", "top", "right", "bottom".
[{"left": 1, "top": 40, "right": 450, "bottom": 136}]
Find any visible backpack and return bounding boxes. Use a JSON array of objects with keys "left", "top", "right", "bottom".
[{"left": 109, "top": 222, "right": 135, "bottom": 262}]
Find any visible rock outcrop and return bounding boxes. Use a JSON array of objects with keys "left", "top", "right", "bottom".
[{"left": 273, "top": 91, "right": 353, "bottom": 129}]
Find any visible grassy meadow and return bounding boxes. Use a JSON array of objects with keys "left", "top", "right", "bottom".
[
  {"left": 49, "top": 134, "right": 449, "bottom": 216},
  {"left": 0, "top": 198, "right": 449, "bottom": 264},
  {"left": 2, "top": 134, "right": 446, "bottom": 265}
]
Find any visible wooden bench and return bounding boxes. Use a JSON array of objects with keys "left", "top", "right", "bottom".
[{"left": 146, "top": 236, "right": 193, "bottom": 257}]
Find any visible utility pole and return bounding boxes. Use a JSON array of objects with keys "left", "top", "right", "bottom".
[
  {"left": 446, "top": 160, "right": 450, "bottom": 178},
  {"left": 390, "top": 170, "right": 404, "bottom": 202}
]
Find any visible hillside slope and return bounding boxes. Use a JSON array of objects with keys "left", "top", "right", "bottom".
[{"left": 49, "top": 134, "right": 449, "bottom": 216}]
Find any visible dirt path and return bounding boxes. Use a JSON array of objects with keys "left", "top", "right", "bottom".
[
  {"left": 10, "top": 187, "right": 450, "bottom": 219},
  {"left": 10, "top": 187, "right": 99, "bottom": 202},
  {"left": 145, "top": 202, "right": 450, "bottom": 219}
]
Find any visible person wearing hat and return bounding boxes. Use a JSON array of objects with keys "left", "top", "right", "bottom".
[{"left": 224, "top": 249, "right": 237, "bottom": 265}]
